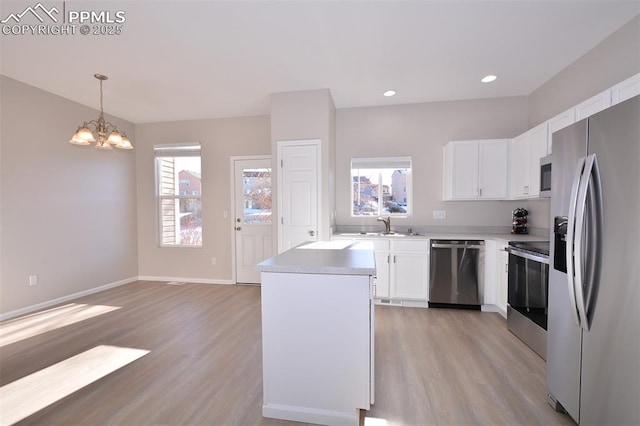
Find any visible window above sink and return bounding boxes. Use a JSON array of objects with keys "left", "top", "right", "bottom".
[{"left": 351, "top": 156, "right": 412, "bottom": 218}]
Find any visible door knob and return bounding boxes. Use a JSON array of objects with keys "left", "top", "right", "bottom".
[
  {"left": 309, "top": 230, "right": 315, "bottom": 236},
  {"left": 235, "top": 226, "right": 242, "bottom": 231}
]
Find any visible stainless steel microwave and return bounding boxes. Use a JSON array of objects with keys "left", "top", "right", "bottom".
[{"left": 539, "top": 154, "right": 552, "bottom": 198}]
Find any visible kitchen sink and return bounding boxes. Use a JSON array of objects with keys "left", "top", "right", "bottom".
[{"left": 337, "top": 231, "right": 422, "bottom": 237}]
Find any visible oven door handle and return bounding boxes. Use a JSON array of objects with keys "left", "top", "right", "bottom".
[
  {"left": 505, "top": 247, "right": 549, "bottom": 264},
  {"left": 431, "top": 243, "right": 483, "bottom": 249}
]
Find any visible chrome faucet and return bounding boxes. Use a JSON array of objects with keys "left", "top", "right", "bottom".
[{"left": 377, "top": 216, "right": 391, "bottom": 234}]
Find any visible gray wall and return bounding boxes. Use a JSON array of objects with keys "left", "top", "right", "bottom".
[
  {"left": 135, "top": 115, "right": 270, "bottom": 282},
  {"left": 2, "top": 13, "right": 637, "bottom": 314},
  {"left": 0, "top": 76, "right": 138, "bottom": 315},
  {"left": 335, "top": 96, "right": 531, "bottom": 230},
  {"left": 524, "top": 15, "right": 639, "bottom": 232},
  {"left": 529, "top": 15, "right": 640, "bottom": 127},
  {"left": 270, "top": 89, "right": 336, "bottom": 243}
]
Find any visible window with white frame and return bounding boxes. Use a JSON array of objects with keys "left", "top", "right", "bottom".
[
  {"left": 351, "top": 157, "right": 412, "bottom": 217},
  {"left": 155, "top": 143, "right": 202, "bottom": 247}
]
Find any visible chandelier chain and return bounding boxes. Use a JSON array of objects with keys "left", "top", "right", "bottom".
[{"left": 69, "top": 73, "right": 134, "bottom": 150}]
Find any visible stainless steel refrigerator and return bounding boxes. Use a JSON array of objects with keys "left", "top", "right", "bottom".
[{"left": 547, "top": 95, "right": 639, "bottom": 425}]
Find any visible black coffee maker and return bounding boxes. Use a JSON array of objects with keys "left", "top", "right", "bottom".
[{"left": 512, "top": 208, "right": 528, "bottom": 234}]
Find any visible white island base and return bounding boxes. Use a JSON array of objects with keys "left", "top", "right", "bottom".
[{"left": 259, "top": 242, "right": 375, "bottom": 426}]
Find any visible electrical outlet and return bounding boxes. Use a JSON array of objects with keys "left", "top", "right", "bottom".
[
  {"left": 211, "top": 257, "right": 216, "bottom": 265},
  {"left": 29, "top": 275, "right": 38, "bottom": 286},
  {"left": 433, "top": 210, "right": 446, "bottom": 220}
]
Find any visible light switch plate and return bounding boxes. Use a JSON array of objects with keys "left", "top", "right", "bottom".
[{"left": 433, "top": 210, "right": 446, "bottom": 219}]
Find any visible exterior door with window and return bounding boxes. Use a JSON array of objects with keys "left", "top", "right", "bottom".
[
  {"left": 233, "top": 157, "right": 272, "bottom": 284},
  {"left": 278, "top": 141, "right": 319, "bottom": 253}
]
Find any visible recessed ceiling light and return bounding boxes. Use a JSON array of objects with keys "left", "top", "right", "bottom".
[
  {"left": 383, "top": 89, "right": 396, "bottom": 97},
  {"left": 481, "top": 75, "right": 497, "bottom": 83}
]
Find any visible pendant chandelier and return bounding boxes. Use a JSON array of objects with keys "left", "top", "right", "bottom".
[{"left": 70, "top": 74, "right": 133, "bottom": 150}]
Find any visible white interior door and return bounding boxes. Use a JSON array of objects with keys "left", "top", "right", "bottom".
[
  {"left": 278, "top": 141, "right": 319, "bottom": 252},
  {"left": 233, "top": 157, "right": 272, "bottom": 284}
]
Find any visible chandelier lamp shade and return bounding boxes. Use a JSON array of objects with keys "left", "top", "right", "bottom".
[{"left": 70, "top": 74, "right": 133, "bottom": 150}]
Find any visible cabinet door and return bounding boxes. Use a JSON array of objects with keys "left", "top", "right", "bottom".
[
  {"left": 547, "top": 107, "right": 576, "bottom": 153},
  {"left": 483, "top": 240, "right": 497, "bottom": 306},
  {"left": 391, "top": 252, "right": 429, "bottom": 300},
  {"left": 478, "top": 139, "right": 509, "bottom": 199},
  {"left": 528, "top": 122, "right": 549, "bottom": 197},
  {"left": 510, "top": 133, "right": 531, "bottom": 198},
  {"left": 575, "top": 90, "right": 612, "bottom": 121},
  {"left": 374, "top": 251, "right": 390, "bottom": 298},
  {"left": 497, "top": 250, "right": 509, "bottom": 317},
  {"left": 611, "top": 72, "right": 640, "bottom": 105},
  {"left": 448, "top": 140, "right": 479, "bottom": 199}
]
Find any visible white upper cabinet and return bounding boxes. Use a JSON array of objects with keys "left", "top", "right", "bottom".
[
  {"left": 547, "top": 107, "right": 576, "bottom": 153},
  {"left": 611, "top": 73, "right": 640, "bottom": 105},
  {"left": 478, "top": 139, "right": 510, "bottom": 199},
  {"left": 510, "top": 122, "right": 548, "bottom": 199},
  {"left": 443, "top": 139, "right": 509, "bottom": 200},
  {"left": 510, "top": 132, "right": 530, "bottom": 199},
  {"left": 575, "top": 89, "right": 612, "bottom": 121},
  {"left": 444, "top": 140, "right": 479, "bottom": 199},
  {"left": 529, "top": 122, "right": 549, "bottom": 196}
]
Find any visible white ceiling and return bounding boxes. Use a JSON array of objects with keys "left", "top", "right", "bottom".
[{"left": 1, "top": 1, "right": 639, "bottom": 124}]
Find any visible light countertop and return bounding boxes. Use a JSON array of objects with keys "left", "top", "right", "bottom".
[
  {"left": 332, "top": 231, "right": 548, "bottom": 243},
  {"left": 256, "top": 241, "right": 376, "bottom": 276}
]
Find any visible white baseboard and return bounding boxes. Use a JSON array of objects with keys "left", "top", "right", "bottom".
[
  {"left": 482, "top": 304, "right": 507, "bottom": 319},
  {"left": 0, "top": 277, "right": 137, "bottom": 321},
  {"left": 137, "top": 276, "right": 235, "bottom": 285},
  {"left": 263, "top": 403, "right": 358, "bottom": 426},
  {"left": 374, "top": 298, "right": 428, "bottom": 308}
]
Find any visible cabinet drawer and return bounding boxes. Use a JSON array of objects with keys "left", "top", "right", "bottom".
[
  {"left": 356, "top": 239, "right": 390, "bottom": 251},
  {"left": 391, "top": 239, "right": 429, "bottom": 252}
]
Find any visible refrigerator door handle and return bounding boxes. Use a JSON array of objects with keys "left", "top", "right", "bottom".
[
  {"left": 566, "top": 156, "right": 585, "bottom": 327},
  {"left": 574, "top": 154, "right": 598, "bottom": 330},
  {"left": 577, "top": 154, "right": 603, "bottom": 331}
]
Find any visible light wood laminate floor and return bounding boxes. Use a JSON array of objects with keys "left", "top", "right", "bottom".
[{"left": 0, "top": 281, "right": 575, "bottom": 425}]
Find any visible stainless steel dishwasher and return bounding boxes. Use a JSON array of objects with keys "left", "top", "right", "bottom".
[{"left": 429, "top": 240, "right": 484, "bottom": 309}]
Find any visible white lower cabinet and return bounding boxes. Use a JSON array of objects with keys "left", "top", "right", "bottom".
[
  {"left": 496, "top": 243, "right": 509, "bottom": 317},
  {"left": 483, "top": 239, "right": 509, "bottom": 318},
  {"left": 390, "top": 240, "right": 429, "bottom": 300},
  {"left": 332, "top": 237, "right": 429, "bottom": 302},
  {"left": 373, "top": 251, "right": 391, "bottom": 298}
]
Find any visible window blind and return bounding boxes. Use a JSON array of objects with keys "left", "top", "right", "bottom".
[
  {"left": 154, "top": 143, "right": 201, "bottom": 158},
  {"left": 351, "top": 156, "right": 411, "bottom": 169}
]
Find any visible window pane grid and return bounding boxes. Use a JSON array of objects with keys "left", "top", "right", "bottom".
[
  {"left": 243, "top": 168, "right": 272, "bottom": 224},
  {"left": 155, "top": 146, "right": 202, "bottom": 247},
  {"left": 351, "top": 157, "right": 411, "bottom": 217}
]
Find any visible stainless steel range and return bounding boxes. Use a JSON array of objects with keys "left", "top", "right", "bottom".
[{"left": 505, "top": 240, "right": 549, "bottom": 360}]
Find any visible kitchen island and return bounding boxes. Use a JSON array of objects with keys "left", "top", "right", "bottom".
[{"left": 256, "top": 240, "right": 376, "bottom": 426}]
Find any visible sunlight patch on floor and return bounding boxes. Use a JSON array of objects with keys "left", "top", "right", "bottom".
[
  {"left": 365, "top": 416, "right": 389, "bottom": 426},
  {"left": 0, "top": 345, "right": 149, "bottom": 425},
  {"left": 0, "top": 303, "right": 121, "bottom": 347}
]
